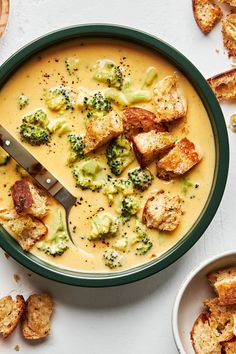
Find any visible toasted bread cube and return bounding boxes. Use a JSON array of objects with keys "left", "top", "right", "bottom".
[
  {"left": 222, "top": 14, "right": 236, "bottom": 58},
  {"left": 192, "top": 0, "right": 222, "bottom": 34},
  {"left": 190, "top": 312, "right": 222, "bottom": 354},
  {"left": 133, "top": 130, "right": 175, "bottom": 168},
  {"left": 123, "top": 107, "right": 166, "bottom": 140},
  {"left": 0, "top": 295, "right": 25, "bottom": 338},
  {"left": 222, "top": 339, "right": 236, "bottom": 354},
  {"left": 22, "top": 294, "right": 53, "bottom": 340},
  {"left": 84, "top": 110, "right": 123, "bottom": 153},
  {"left": 208, "top": 68, "right": 236, "bottom": 101},
  {"left": 153, "top": 74, "right": 187, "bottom": 123},
  {"left": 12, "top": 178, "right": 49, "bottom": 219},
  {"left": 156, "top": 138, "right": 201, "bottom": 180},
  {"left": 142, "top": 190, "right": 182, "bottom": 231},
  {"left": 0, "top": 209, "right": 47, "bottom": 251},
  {"left": 207, "top": 267, "right": 236, "bottom": 305}
]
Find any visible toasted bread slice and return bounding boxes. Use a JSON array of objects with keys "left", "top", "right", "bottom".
[
  {"left": 222, "top": 339, "right": 236, "bottom": 353},
  {"left": 0, "top": 209, "right": 47, "bottom": 251},
  {"left": 22, "top": 294, "right": 53, "bottom": 340},
  {"left": 12, "top": 178, "right": 49, "bottom": 219},
  {"left": 84, "top": 110, "right": 123, "bottom": 153},
  {"left": 142, "top": 190, "right": 182, "bottom": 231},
  {"left": 132, "top": 130, "right": 175, "bottom": 168},
  {"left": 222, "top": 13, "right": 236, "bottom": 57},
  {"left": 0, "top": 295, "right": 25, "bottom": 338},
  {"left": 156, "top": 138, "right": 201, "bottom": 180},
  {"left": 208, "top": 267, "right": 236, "bottom": 305},
  {"left": 123, "top": 107, "right": 166, "bottom": 140},
  {"left": 153, "top": 74, "right": 187, "bottom": 123},
  {"left": 208, "top": 68, "right": 236, "bottom": 100},
  {"left": 190, "top": 312, "right": 222, "bottom": 354},
  {"left": 192, "top": 0, "right": 223, "bottom": 34}
]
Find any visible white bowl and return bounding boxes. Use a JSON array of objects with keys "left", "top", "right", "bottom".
[{"left": 172, "top": 250, "right": 236, "bottom": 354}]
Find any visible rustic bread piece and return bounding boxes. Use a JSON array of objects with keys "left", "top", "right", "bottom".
[
  {"left": 207, "top": 267, "right": 236, "bottom": 305},
  {"left": 222, "top": 14, "right": 236, "bottom": 57},
  {"left": 123, "top": 107, "right": 166, "bottom": 140},
  {"left": 142, "top": 190, "right": 182, "bottom": 231},
  {"left": 84, "top": 110, "right": 123, "bottom": 153},
  {"left": 204, "top": 297, "right": 236, "bottom": 341},
  {"left": 153, "top": 74, "right": 187, "bottom": 123},
  {"left": 208, "top": 68, "right": 236, "bottom": 100},
  {"left": 190, "top": 312, "right": 222, "bottom": 354},
  {"left": 192, "top": 0, "right": 223, "bottom": 34},
  {"left": 0, "top": 295, "right": 25, "bottom": 338},
  {"left": 0, "top": 209, "right": 47, "bottom": 251},
  {"left": 132, "top": 130, "right": 175, "bottom": 168},
  {"left": 156, "top": 138, "right": 201, "bottom": 180},
  {"left": 220, "top": 0, "right": 236, "bottom": 6},
  {"left": 222, "top": 339, "right": 236, "bottom": 353},
  {"left": 22, "top": 294, "right": 53, "bottom": 340},
  {"left": 12, "top": 178, "right": 49, "bottom": 219}
]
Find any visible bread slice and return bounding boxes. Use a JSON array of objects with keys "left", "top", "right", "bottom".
[
  {"left": 156, "top": 138, "right": 201, "bottom": 181},
  {"left": 153, "top": 74, "right": 187, "bottom": 123},
  {"left": 22, "top": 294, "right": 53, "bottom": 340},
  {"left": 192, "top": 0, "right": 223, "bottom": 34},
  {"left": 207, "top": 267, "right": 236, "bottom": 305},
  {"left": 222, "top": 13, "right": 236, "bottom": 57},
  {"left": 142, "top": 190, "right": 182, "bottom": 231},
  {"left": 190, "top": 312, "right": 222, "bottom": 354},
  {"left": 0, "top": 295, "right": 25, "bottom": 338},
  {"left": 123, "top": 107, "right": 166, "bottom": 140},
  {"left": 132, "top": 130, "right": 175, "bottom": 168},
  {"left": 222, "top": 339, "right": 236, "bottom": 353},
  {"left": 0, "top": 209, "right": 47, "bottom": 251},
  {"left": 208, "top": 68, "right": 236, "bottom": 100},
  {"left": 84, "top": 110, "right": 123, "bottom": 153},
  {"left": 12, "top": 178, "right": 49, "bottom": 219}
]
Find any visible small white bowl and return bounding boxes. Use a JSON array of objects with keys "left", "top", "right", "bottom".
[{"left": 172, "top": 250, "right": 236, "bottom": 354}]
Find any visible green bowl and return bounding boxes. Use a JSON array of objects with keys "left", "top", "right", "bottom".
[{"left": 0, "top": 24, "right": 229, "bottom": 287}]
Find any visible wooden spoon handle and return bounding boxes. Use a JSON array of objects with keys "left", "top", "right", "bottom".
[{"left": 0, "top": 0, "right": 9, "bottom": 37}]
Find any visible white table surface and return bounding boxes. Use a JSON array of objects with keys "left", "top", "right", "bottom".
[{"left": 0, "top": 1, "right": 235, "bottom": 353}]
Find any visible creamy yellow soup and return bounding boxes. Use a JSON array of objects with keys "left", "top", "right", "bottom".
[{"left": 0, "top": 39, "right": 215, "bottom": 272}]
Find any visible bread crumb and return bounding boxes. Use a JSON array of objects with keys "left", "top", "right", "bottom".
[
  {"left": 230, "top": 114, "right": 236, "bottom": 132},
  {"left": 14, "top": 345, "right": 20, "bottom": 351},
  {"left": 13, "top": 274, "right": 20, "bottom": 283}
]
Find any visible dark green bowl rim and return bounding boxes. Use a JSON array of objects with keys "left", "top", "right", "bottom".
[{"left": 0, "top": 24, "right": 229, "bottom": 287}]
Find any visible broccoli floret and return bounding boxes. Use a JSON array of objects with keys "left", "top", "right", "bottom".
[
  {"left": 84, "top": 92, "right": 112, "bottom": 118},
  {"left": 128, "top": 168, "right": 153, "bottom": 191},
  {"left": 67, "top": 134, "right": 85, "bottom": 164},
  {"left": 132, "top": 219, "right": 153, "bottom": 255},
  {"left": 44, "top": 87, "right": 73, "bottom": 111},
  {"left": 103, "top": 249, "right": 123, "bottom": 269},
  {"left": 22, "top": 109, "right": 48, "bottom": 126},
  {"left": 65, "top": 56, "right": 80, "bottom": 75},
  {"left": 18, "top": 94, "right": 29, "bottom": 110},
  {"left": 0, "top": 147, "right": 10, "bottom": 166},
  {"left": 89, "top": 211, "right": 119, "bottom": 240},
  {"left": 37, "top": 209, "right": 70, "bottom": 256},
  {"left": 93, "top": 59, "right": 123, "bottom": 89},
  {"left": 103, "top": 176, "right": 134, "bottom": 205},
  {"left": 106, "top": 135, "right": 135, "bottom": 176},
  {"left": 181, "top": 177, "right": 194, "bottom": 196},
  {"left": 19, "top": 109, "right": 50, "bottom": 146},
  {"left": 121, "top": 195, "right": 141, "bottom": 223},
  {"left": 47, "top": 118, "right": 71, "bottom": 136},
  {"left": 72, "top": 159, "right": 103, "bottom": 191}
]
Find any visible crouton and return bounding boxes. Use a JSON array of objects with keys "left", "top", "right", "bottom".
[
  {"left": 12, "top": 178, "right": 49, "bottom": 219},
  {"left": 123, "top": 107, "right": 166, "bottom": 140},
  {"left": 0, "top": 295, "right": 25, "bottom": 338},
  {"left": 190, "top": 312, "right": 222, "bottom": 354},
  {"left": 0, "top": 209, "right": 47, "bottom": 251},
  {"left": 222, "top": 339, "right": 236, "bottom": 354},
  {"left": 207, "top": 267, "right": 236, "bottom": 305},
  {"left": 132, "top": 130, "right": 175, "bottom": 168},
  {"left": 220, "top": 0, "right": 236, "bottom": 6},
  {"left": 208, "top": 68, "right": 236, "bottom": 100},
  {"left": 84, "top": 110, "right": 123, "bottom": 153},
  {"left": 22, "top": 294, "right": 53, "bottom": 340},
  {"left": 153, "top": 74, "right": 187, "bottom": 123},
  {"left": 142, "top": 190, "right": 182, "bottom": 232},
  {"left": 192, "top": 0, "right": 223, "bottom": 34},
  {"left": 156, "top": 138, "right": 201, "bottom": 180},
  {"left": 204, "top": 297, "right": 236, "bottom": 341},
  {"left": 222, "top": 14, "right": 236, "bottom": 57}
]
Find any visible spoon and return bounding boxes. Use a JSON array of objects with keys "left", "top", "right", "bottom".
[{"left": 0, "top": 125, "right": 77, "bottom": 245}]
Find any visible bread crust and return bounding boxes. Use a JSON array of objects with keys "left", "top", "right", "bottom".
[
  {"left": 208, "top": 267, "right": 236, "bottom": 305},
  {"left": 222, "top": 13, "right": 236, "bottom": 57},
  {"left": 0, "top": 295, "right": 25, "bottom": 338},
  {"left": 192, "top": 0, "right": 223, "bottom": 34},
  {"left": 208, "top": 68, "right": 236, "bottom": 100}
]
